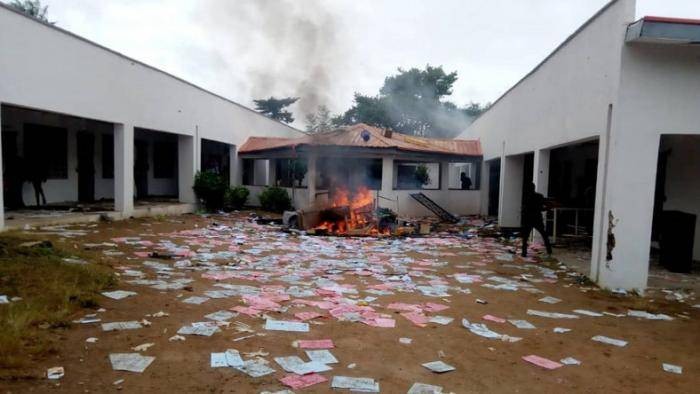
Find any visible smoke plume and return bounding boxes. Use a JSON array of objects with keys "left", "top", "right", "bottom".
[{"left": 198, "top": 0, "right": 346, "bottom": 121}]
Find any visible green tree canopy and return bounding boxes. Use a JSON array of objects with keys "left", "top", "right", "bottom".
[
  {"left": 253, "top": 96, "right": 299, "bottom": 124},
  {"left": 305, "top": 105, "right": 335, "bottom": 133},
  {"left": 336, "top": 65, "right": 488, "bottom": 138},
  {"left": 9, "top": 0, "right": 54, "bottom": 24}
]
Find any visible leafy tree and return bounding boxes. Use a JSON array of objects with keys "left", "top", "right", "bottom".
[
  {"left": 9, "top": 0, "right": 54, "bottom": 24},
  {"left": 305, "top": 105, "right": 335, "bottom": 133},
  {"left": 336, "top": 65, "right": 489, "bottom": 138},
  {"left": 253, "top": 96, "right": 299, "bottom": 124}
]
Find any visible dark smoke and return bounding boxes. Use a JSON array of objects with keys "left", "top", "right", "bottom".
[{"left": 198, "top": 0, "right": 344, "bottom": 120}]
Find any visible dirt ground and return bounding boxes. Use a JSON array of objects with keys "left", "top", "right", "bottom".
[{"left": 2, "top": 212, "right": 699, "bottom": 393}]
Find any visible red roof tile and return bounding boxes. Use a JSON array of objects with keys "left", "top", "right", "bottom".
[{"left": 239, "top": 124, "right": 481, "bottom": 157}]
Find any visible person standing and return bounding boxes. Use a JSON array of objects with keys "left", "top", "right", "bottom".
[
  {"left": 26, "top": 159, "right": 47, "bottom": 206},
  {"left": 460, "top": 172, "right": 472, "bottom": 190},
  {"left": 521, "top": 182, "right": 552, "bottom": 257}
]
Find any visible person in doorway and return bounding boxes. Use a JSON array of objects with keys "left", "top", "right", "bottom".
[
  {"left": 521, "top": 182, "right": 552, "bottom": 257},
  {"left": 460, "top": 172, "right": 472, "bottom": 190},
  {"left": 26, "top": 160, "right": 47, "bottom": 206}
]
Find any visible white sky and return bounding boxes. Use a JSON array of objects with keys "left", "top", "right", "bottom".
[{"left": 35, "top": 0, "right": 700, "bottom": 127}]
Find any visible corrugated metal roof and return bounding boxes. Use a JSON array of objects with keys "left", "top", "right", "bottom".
[{"left": 238, "top": 124, "right": 482, "bottom": 156}]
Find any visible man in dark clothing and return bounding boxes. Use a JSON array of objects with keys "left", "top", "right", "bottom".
[
  {"left": 521, "top": 182, "right": 552, "bottom": 257},
  {"left": 460, "top": 172, "right": 472, "bottom": 190}
]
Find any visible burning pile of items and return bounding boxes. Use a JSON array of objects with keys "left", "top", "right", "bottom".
[{"left": 285, "top": 186, "right": 413, "bottom": 237}]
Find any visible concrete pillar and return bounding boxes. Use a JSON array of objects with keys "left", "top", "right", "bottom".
[
  {"left": 267, "top": 159, "right": 277, "bottom": 186},
  {"left": 114, "top": 123, "right": 134, "bottom": 216},
  {"left": 178, "top": 134, "right": 197, "bottom": 204},
  {"left": 499, "top": 154, "right": 524, "bottom": 228},
  {"left": 0, "top": 107, "right": 4, "bottom": 229},
  {"left": 229, "top": 145, "right": 238, "bottom": 186},
  {"left": 480, "top": 161, "right": 490, "bottom": 216},
  {"left": 440, "top": 161, "right": 450, "bottom": 191},
  {"left": 533, "top": 149, "right": 550, "bottom": 196},
  {"left": 381, "top": 156, "right": 394, "bottom": 194},
  {"left": 307, "top": 153, "right": 317, "bottom": 208},
  {"left": 592, "top": 125, "right": 659, "bottom": 291}
]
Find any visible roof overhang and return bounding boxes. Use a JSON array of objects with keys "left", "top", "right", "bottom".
[
  {"left": 626, "top": 16, "right": 700, "bottom": 45},
  {"left": 238, "top": 145, "right": 482, "bottom": 162}
]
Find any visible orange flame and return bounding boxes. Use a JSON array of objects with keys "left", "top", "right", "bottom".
[{"left": 315, "top": 186, "right": 381, "bottom": 235}]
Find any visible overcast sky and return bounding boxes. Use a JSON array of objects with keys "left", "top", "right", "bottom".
[{"left": 35, "top": 0, "right": 700, "bottom": 127}]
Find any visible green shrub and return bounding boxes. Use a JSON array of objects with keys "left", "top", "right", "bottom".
[
  {"left": 224, "top": 186, "right": 250, "bottom": 211},
  {"left": 258, "top": 186, "right": 292, "bottom": 213},
  {"left": 414, "top": 164, "right": 431, "bottom": 187},
  {"left": 192, "top": 170, "right": 227, "bottom": 211}
]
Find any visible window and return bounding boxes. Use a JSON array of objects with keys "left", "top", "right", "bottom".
[
  {"left": 102, "top": 134, "right": 114, "bottom": 179},
  {"left": 276, "top": 158, "right": 308, "bottom": 188},
  {"left": 24, "top": 123, "right": 68, "bottom": 179},
  {"left": 153, "top": 141, "right": 177, "bottom": 178},
  {"left": 448, "top": 162, "right": 472, "bottom": 189},
  {"left": 394, "top": 161, "right": 440, "bottom": 190},
  {"left": 242, "top": 159, "right": 255, "bottom": 186}
]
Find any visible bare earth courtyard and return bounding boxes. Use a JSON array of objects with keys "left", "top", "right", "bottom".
[{"left": 1, "top": 212, "right": 699, "bottom": 393}]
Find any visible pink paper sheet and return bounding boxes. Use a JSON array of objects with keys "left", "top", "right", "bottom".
[
  {"left": 297, "top": 339, "right": 335, "bottom": 349},
  {"left": 522, "top": 355, "right": 563, "bottom": 370},
  {"left": 280, "top": 373, "right": 328, "bottom": 389}
]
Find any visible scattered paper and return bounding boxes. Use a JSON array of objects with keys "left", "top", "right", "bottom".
[
  {"left": 331, "top": 376, "right": 380, "bottom": 393},
  {"left": 101, "top": 290, "right": 137, "bottom": 300},
  {"left": 408, "top": 382, "right": 443, "bottom": 394},
  {"left": 508, "top": 319, "right": 536, "bottom": 329},
  {"left": 280, "top": 373, "right": 328, "bottom": 389},
  {"left": 234, "top": 359, "right": 275, "bottom": 377},
  {"left": 522, "top": 355, "right": 563, "bottom": 370},
  {"left": 297, "top": 339, "right": 334, "bottom": 349},
  {"left": 205, "top": 310, "right": 237, "bottom": 322},
  {"left": 628, "top": 310, "right": 673, "bottom": 321},
  {"left": 560, "top": 357, "right": 581, "bottom": 365},
  {"left": 429, "top": 315, "right": 454, "bottom": 325},
  {"left": 306, "top": 349, "right": 338, "bottom": 364},
  {"left": 177, "top": 323, "right": 220, "bottom": 337},
  {"left": 400, "top": 337, "right": 413, "bottom": 345},
  {"left": 47, "top": 366, "right": 64, "bottom": 380},
  {"left": 662, "top": 363, "right": 682, "bottom": 374},
  {"left": 422, "top": 360, "right": 455, "bottom": 373},
  {"left": 109, "top": 353, "right": 155, "bottom": 373},
  {"left": 573, "top": 309, "right": 603, "bottom": 317},
  {"left": 211, "top": 349, "right": 244, "bottom": 368},
  {"left": 102, "top": 321, "right": 143, "bottom": 331},
  {"left": 265, "top": 319, "right": 309, "bottom": 332},
  {"left": 539, "top": 296, "right": 561, "bottom": 304},
  {"left": 527, "top": 309, "right": 579, "bottom": 319},
  {"left": 132, "top": 342, "right": 155, "bottom": 352},
  {"left": 482, "top": 314, "right": 506, "bottom": 323},
  {"left": 553, "top": 327, "right": 571, "bottom": 333},
  {"left": 591, "top": 335, "right": 627, "bottom": 347},
  {"left": 182, "top": 296, "right": 210, "bottom": 305}
]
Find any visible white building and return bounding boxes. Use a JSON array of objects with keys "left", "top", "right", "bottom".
[
  {"left": 0, "top": 2, "right": 302, "bottom": 228},
  {"left": 461, "top": 0, "right": 700, "bottom": 291}
]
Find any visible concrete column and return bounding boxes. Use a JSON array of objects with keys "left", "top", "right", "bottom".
[
  {"left": 178, "top": 134, "right": 197, "bottom": 204},
  {"left": 381, "top": 156, "right": 394, "bottom": 194},
  {"left": 499, "top": 154, "right": 524, "bottom": 228},
  {"left": 0, "top": 107, "right": 4, "bottom": 229},
  {"left": 480, "top": 161, "right": 490, "bottom": 216},
  {"left": 267, "top": 159, "right": 277, "bottom": 186},
  {"left": 592, "top": 125, "right": 660, "bottom": 291},
  {"left": 307, "top": 153, "right": 317, "bottom": 208},
  {"left": 114, "top": 123, "right": 134, "bottom": 216},
  {"left": 533, "top": 149, "right": 550, "bottom": 196},
  {"left": 229, "top": 145, "right": 239, "bottom": 186},
  {"left": 440, "top": 161, "right": 450, "bottom": 191}
]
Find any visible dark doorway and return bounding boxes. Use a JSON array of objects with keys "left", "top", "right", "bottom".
[
  {"left": 201, "top": 139, "right": 231, "bottom": 184},
  {"left": 2, "top": 130, "right": 24, "bottom": 209},
  {"left": 488, "top": 159, "right": 500, "bottom": 216},
  {"left": 135, "top": 140, "right": 149, "bottom": 199},
  {"left": 76, "top": 132, "right": 95, "bottom": 202}
]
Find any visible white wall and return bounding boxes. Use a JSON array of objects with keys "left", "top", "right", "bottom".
[
  {"left": 593, "top": 40, "right": 700, "bottom": 289},
  {"left": 0, "top": 4, "right": 302, "bottom": 168}
]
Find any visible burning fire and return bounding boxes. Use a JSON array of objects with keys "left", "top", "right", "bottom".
[{"left": 314, "top": 186, "right": 386, "bottom": 235}]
